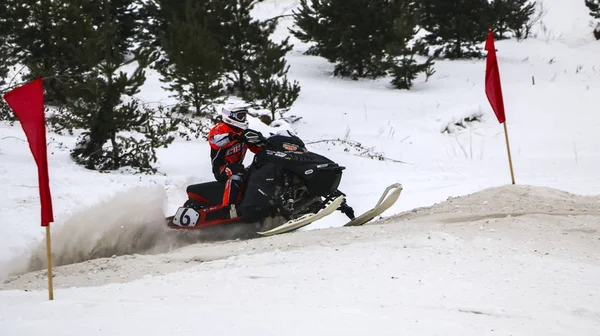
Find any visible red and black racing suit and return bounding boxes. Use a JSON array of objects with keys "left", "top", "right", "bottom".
[{"left": 207, "top": 122, "right": 262, "bottom": 209}]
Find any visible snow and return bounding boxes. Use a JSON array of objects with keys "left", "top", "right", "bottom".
[
  {"left": 1, "top": 0, "right": 600, "bottom": 335},
  {"left": 2, "top": 186, "right": 599, "bottom": 335}
]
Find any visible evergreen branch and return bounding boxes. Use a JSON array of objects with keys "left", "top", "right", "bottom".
[{"left": 1, "top": 74, "right": 88, "bottom": 95}]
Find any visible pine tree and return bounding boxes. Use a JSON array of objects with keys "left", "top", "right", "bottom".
[
  {"left": 418, "top": 0, "right": 491, "bottom": 59},
  {"left": 5, "top": 0, "right": 98, "bottom": 106},
  {"left": 208, "top": 0, "right": 279, "bottom": 98},
  {"left": 586, "top": 0, "right": 600, "bottom": 39},
  {"left": 0, "top": 2, "right": 15, "bottom": 121},
  {"left": 141, "top": 0, "right": 300, "bottom": 124},
  {"left": 247, "top": 38, "right": 301, "bottom": 121},
  {"left": 587, "top": 0, "right": 600, "bottom": 18},
  {"left": 0, "top": 56, "right": 13, "bottom": 122},
  {"left": 0, "top": 3, "right": 12, "bottom": 84},
  {"left": 386, "top": 0, "right": 434, "bottom": 90},
  {"left": 206, "top": 0, "right": 300, "bottom": 120},
  {"left": 291, "top": 0, "right": 393, "bottom": 79},
  {"left": 154, "top": 0, "right": 224, "bottom": 116},
  {"left": 63, "top": 0, "right": 178, "bottom": 173},
  {"left": 490, "top": 0, "right": 536, "bottom": 40}
]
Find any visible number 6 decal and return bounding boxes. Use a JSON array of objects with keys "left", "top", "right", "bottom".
[
  {"left": 172, "top": 207, "right": 200, "bottom": 227},
  {"left": 179, "top": 208, "right": 191, "bottom": 226}
]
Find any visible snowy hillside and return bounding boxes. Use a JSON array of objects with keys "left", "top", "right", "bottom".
[{"left": 1, "top": 0, "right": 599, "bottom": 335}]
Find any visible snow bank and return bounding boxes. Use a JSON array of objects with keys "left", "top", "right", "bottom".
[{"left": 390, "top": 184, "right": 600, "bottom": 222}]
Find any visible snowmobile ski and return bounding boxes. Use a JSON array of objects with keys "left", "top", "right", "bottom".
[
  {"left": 257, "top": 195, "right": 345, "bottom": 236},
  {"left": 343, "top": 183, "right": 403, "bottom": 227}
]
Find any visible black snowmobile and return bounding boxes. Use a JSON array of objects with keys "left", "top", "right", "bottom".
[{"left": 166, "top": 129, "right": 402, "bottom": 236}]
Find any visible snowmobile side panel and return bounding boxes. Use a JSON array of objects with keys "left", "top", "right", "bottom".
[
  {"left": 186, "top": 181, "right": 226, "bottom": 206},
  {"left": 167, "top": 205, "right": 240, "bottom": 229},
  {"left": 238, "top": 162, "right": 280, "bottom": 219}
]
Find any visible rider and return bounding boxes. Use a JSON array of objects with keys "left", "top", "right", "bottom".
[{"left": 208, "top": 105, "right": 262, "bottom": 219}]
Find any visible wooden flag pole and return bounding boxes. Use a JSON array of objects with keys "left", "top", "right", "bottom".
[
  {"left": 46, "top": 225, "right": 54, "bottom": 300},
  {"left": 503, "top": 122, "right": 516, "bottom": 185}
]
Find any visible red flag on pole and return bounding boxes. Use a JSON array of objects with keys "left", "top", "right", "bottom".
[
  {"left": 484, "top": 30, "right": 515, "bottom": 185},
  {"left": 3, "top": 78, "right": 54, "bottom": 226},
  {"left": 484, "top": 29, "right": 506, "bottom": 124}
]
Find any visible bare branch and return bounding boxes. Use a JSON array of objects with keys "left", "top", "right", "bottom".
[
  {"left": 306, "top": 138, "right": 407, "bottom": 164},
  {"left": 264, "top": 14, "right": 294, "bottom": 23},
  {"left": 1, "top": 136, "right": 26, "bottom": 142}
]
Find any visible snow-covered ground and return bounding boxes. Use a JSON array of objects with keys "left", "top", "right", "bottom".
[
  {"left": 2, "top": 185, "right": 599, "bottom": 335},
  {"left": 1, "top": 0, "right": 599, "bottom": 335}
]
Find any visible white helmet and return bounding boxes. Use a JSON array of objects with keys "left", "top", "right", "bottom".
[{"left": 221, "top": 105, "right": 249, "bottom": 130}]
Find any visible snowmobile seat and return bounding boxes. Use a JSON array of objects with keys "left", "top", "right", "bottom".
[{"left": 186, "top": 181, "right": 225, "bottom": 206}]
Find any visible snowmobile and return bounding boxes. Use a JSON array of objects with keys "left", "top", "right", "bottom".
[{"left": 166, "top": 129, "right": 402, "bottom": 236}]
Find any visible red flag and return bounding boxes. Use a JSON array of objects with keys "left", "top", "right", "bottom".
[
  {"left": 484, "top": 30, "right": 506, "bottom": 124},
  {"left": 3, "top": 78, "right": 54, "bottom": 226}
]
